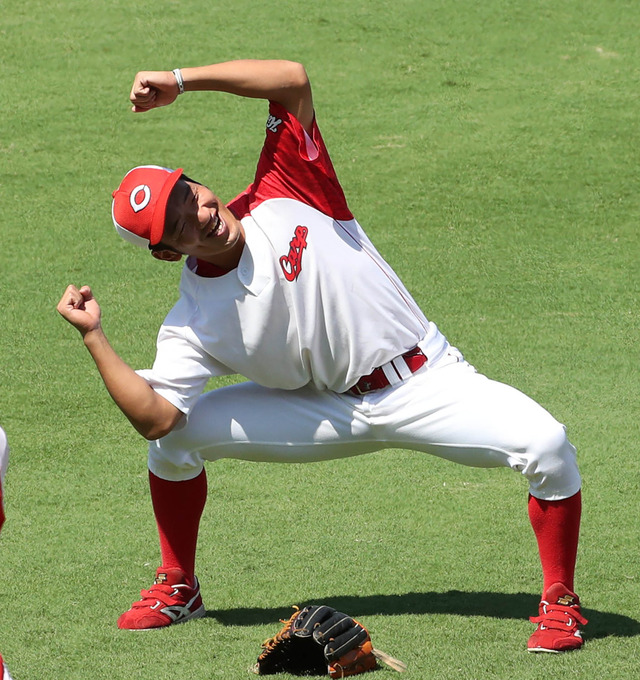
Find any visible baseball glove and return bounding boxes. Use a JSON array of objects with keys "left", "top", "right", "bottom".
[{"left": 253, "top": 604, "right": 406, "bottom": 678}]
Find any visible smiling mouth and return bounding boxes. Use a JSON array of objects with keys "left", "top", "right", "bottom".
[{"left": 207, "top": 213, "right": 222, "bottom": 237}]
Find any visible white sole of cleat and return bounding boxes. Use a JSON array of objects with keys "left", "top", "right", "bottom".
[{"left": 123, "top": 604, "right": 206, "bottom": 632}]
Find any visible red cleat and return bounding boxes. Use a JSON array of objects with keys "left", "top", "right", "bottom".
[
  {"left": 118, "top": 567, "right": 205, "bottom": 630},
  {"left": 528, "top": 582, "right": 587, "bottom": 653}
]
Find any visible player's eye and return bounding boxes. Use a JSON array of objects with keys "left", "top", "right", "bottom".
[{"left": 165, "top": 220, "right": 178, "bottom": 240}]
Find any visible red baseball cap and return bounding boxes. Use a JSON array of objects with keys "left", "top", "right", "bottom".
[{"left": 112, "top": 165, "right": 184, "bottom": 247}]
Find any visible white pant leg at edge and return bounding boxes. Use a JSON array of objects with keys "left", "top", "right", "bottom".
[
  {"left": 2, "top": 661, "right": 15, "bottom": 680},
  {"left": 0, "top": 427, "right": 8, "bottom": 486},
  {"left": 0, "top": 428, "right": 12, "bottom": 680}
]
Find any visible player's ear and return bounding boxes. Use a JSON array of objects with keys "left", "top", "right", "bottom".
[{"left": 151, "top": 249, "right": 183, "bottom": 263}]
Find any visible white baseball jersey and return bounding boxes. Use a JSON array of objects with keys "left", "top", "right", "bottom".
[{"left": 139, "top": 102, "right": 448, "bottom": 414}]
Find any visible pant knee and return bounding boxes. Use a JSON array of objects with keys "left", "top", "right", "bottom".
[
  {"left": 147, "top": 434, "right": 204, "bottom": 482},
  {"left": 521, "top": 420, "right": 581, "bottom": 500}
]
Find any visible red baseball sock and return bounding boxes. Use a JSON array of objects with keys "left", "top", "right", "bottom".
[
  {"left": 149, "top": 469, "right": 207, "bottom": 583},
  {"left": 528, "top": 490, "right": 581, "bottom": 594}
]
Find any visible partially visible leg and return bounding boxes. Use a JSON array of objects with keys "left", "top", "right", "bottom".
[
  {"left": 1, "top": 653, "right": 15, "bottom": 680},
  {"left": 0, "top": 425, "right": 7, "bottom": 532},
  {"left": 0, "top": 428, "right": 15, "bottom": 677}
]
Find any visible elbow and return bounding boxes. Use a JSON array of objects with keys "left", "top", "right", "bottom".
[
  {"left": 283, "top": 61, "right": 310, "bottom": 90},
  {"left": 137, "top": 413, "right": 184, "bottom": 442},
  {"left": 135, "top": 395, "right": 184, "bottom": 441},
  {"left": 142, "top": 424, "right": 173, "bottom": 442}
]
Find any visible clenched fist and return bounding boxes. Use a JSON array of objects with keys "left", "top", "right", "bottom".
[{"left": 129, "top": 70, "right": 181, "bottom": 112}]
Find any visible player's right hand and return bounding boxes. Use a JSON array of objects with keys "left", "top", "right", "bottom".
[
  {"left": 57, "top": 285, "right": 102, "bottom": 337},
  {"left": 130, "top": 70, "right": 180, "bottom": 112}
]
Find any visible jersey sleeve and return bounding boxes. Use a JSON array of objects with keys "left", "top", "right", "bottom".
[
  {"left": 136, "top": 324, "right": 235, "bottom": 415},
  {"left": 228, "top": 101, "right": 353, "bottom": 221}
]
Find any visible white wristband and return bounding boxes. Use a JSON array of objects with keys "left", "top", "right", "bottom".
[{"left": 172, "top": 68, "right": 185, "bottom": 95}]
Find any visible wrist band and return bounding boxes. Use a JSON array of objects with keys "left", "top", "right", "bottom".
[{"left": 172, "top": 68, "right": 185, "bottom": 95}]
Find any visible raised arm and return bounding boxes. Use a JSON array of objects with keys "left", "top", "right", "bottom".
[
  {"left": 130, "top": 59, "right": 314, "bottom": 133},
  {"left": 57, "top": 285, "right": 184, "bottom": 441}
]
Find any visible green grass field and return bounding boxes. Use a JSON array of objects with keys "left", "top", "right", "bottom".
[{"left": 1, "top": 0, "right": 639, "bottom": 678}]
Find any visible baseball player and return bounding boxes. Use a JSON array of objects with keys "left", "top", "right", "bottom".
[
  {"left": 0, "top": 426, "right": 16, "bottom": 680},
  {"left": 57, "top": 59, "right": 586, "bottom": 653}
]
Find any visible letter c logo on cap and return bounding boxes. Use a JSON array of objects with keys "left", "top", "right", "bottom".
[{"left": 130, "top": 185, "right": 152, "bottom": 213}]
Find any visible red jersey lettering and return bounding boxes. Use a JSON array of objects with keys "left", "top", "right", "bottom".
[{"left": 279, "top": 226, "right": 308, "bottom": 281}]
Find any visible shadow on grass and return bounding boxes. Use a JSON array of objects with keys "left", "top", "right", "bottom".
[{"left": 206, "top": 591, "right": 639, "bottom": 641}]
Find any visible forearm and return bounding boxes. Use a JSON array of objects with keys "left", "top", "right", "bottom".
[
  {"left": 181, "top": 59, "right": 308, "bottom": 99},
  {"left": 83, "top": 329, "right": 182, "bottom": 440},
  {"left": 130, "top": 58, "right": 314, "bottom": 130}
]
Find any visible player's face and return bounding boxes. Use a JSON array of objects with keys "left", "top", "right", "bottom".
[{"left": 162, "top": 179, "right": 245, "bottom": 268}]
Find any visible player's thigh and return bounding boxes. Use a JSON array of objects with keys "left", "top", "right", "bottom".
[
  {"left": 378, "top": 362, "right": 580, "bottom": 499},
  {"left": 155, "top": 381, "right": 379, "bottom": 467},
  {"left": 389, "top": 365, "right": 560, "bottom": 457}
]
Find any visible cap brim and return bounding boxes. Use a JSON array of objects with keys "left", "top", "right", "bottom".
[{"left": 149, "top": 168, "right": 184, "bottom": 245}]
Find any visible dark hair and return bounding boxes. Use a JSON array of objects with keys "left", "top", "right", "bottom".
[{"left": 148, "top": 242, "right": 181, "bottom": 253}]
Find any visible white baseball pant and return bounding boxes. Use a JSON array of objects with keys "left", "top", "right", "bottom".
[{"left": 148, "top": 352, "right": 580, "bottom": 501}]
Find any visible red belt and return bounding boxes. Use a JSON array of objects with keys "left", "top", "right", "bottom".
[{"left": 347, "top": 347, "right": 427, "bottom": 396}]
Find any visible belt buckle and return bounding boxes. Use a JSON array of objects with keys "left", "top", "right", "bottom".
[{"left": 350, "top": 376, "right": 375, "bottom": 396}]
